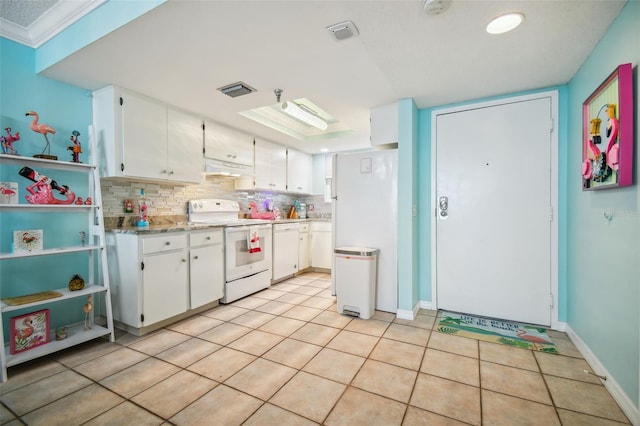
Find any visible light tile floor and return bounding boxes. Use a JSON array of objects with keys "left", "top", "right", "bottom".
[{"left": 0, "top": 272, "right": 631, "bottom": 425}]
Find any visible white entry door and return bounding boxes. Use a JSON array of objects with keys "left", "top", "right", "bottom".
[{"left": 435, "top": 97, "right": 553, "bottom": 326}]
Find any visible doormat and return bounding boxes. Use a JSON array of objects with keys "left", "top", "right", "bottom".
[{"left": 437, "top": 311, "right": 558, "bottom": 354}]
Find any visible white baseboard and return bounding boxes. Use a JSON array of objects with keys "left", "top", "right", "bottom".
[
  {"left": 397, "top": 300, "right": 434, "bottom": 320},
  {"left": 565, "top": 325, "right": 639, "bottom": 425}
]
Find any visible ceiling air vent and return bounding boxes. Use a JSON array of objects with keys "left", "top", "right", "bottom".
[
  {"left": 326, "top": 21, "right": 359, "bottom": 41},
  {"left": 217, "top": 81, "right": 257, "bottom": 98}
]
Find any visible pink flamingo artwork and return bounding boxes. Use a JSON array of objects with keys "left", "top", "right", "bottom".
[
  {"left": 15, "top": 318, "right": 34, "bottom": 339},
  {"left": 0, "top": 127, "right": 20, "bottom": 155},
  {"left": 25, "top": 111, "right": 56, "bottom": 156},
  {"left": 25, "top": 180, "right": 76, "bottom": 205}
]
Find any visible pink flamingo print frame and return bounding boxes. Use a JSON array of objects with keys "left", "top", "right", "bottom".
[
  {"left": 582, "top": 63, "right": 634, "bottom": 190},
  {"left": 10, "top": 309, "right": 50, "bottom": 354}
]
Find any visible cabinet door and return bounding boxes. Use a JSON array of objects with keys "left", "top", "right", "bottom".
[
  {"left": 299, "top": 232, "right": 310, "bottom": 270},
  {"left": 190, "top": 243, "right": 224, "bottom": 309},
  {"left": 255, "top": 139, "right": 287, "bottom": 191},
  {"left": 121, "top": 91, "right": 168, "bottom": 179},
  {"left": 168, "top": 108, "right": 204, "bottom": 183},
  {"left": 204, "top": 120, "right": 253, "bottom": 166},
  {"left": 287, "top": 148, "right": 312, "bottom": 193},
  {"left": 311, "top": 230, "right": 332, "bottom": 269},
  {"left": 142, "top": 250, "right": 188, "bottom": 325}
]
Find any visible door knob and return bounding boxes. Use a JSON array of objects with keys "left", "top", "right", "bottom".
[{"left": 438, "top": 196, "right": 449, "bottom": 219}]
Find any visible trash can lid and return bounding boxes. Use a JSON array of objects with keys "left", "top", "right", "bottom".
[{"left": 334, "top": 246, "right": 379, "bottom": 256}]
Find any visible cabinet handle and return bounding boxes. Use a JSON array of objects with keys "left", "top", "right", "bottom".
[
  {"left": 168, "top": 170, "right": 174, "bottom": 175},
  {"left": 206, "top": 236, "right": 211, "bottom": 240},
  {"left": 165, "top": 242, "right": 171, "bottom": 246},
  {"left": 193, "top": 255, "right": 199, "bottom": 260},
  {"left": 182, "top": 259, "right": 187, "bottom": 262}
]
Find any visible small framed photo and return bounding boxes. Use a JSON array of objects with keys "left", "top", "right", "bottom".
[
  {"left": 13, "top": 229, "right": 43, "bottom": 253},
  {"left": 0, "top": 182, "right": 18, "bottom": 204},
  {"left": 10, "top": 309, "right": 50, "bottom": 354}
]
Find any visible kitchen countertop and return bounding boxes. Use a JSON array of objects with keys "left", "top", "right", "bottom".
[{"left": 106, "top": 218, "right": 330, "bottom": 234}]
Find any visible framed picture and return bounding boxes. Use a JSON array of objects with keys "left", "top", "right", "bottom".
[
  {"left": 0, "top": 182, "right": 18, "bottom": 204},
  {"left": 13, "top": 229, "right": 43, "bottom": 253},
  {"left": 582, "top": 63, "right": 634, "bottom": 190},
  {"left": 10, "top": 309, "right": 50, "bottom": 354}
]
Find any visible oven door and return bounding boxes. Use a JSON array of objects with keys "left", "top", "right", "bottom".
[{"left": 225, "top": 224, "right": 272, "bottom": 282}]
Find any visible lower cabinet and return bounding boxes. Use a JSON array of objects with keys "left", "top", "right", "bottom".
[
  {"left": 299, "top": 223, "right": 310, "bottom": 271},
  {"left": 107, "top": 229, "right": 223, "bottom": 334},
  {"left": 189, "top": 230, "right": 224, "bottom": 309},
  {"left": 310, "top": 221, "right": 332, "bottom": 270}
]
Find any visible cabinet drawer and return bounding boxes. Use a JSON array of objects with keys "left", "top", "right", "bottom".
[
  {"left": 299, "top": 223, "right": 310, "bottom": 233},
  {"left": 143, "top": 234, "right": 187, "bottom": 254},
  {"left": 190, "top": 229, "right": 223, "bottom": 247}
]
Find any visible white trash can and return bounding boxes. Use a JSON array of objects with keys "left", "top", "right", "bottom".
[{"left": 334, "top": 247, "right": 379, "bottom": 319}]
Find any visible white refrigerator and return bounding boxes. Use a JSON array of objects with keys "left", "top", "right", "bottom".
[{"left": 331, "top": 149, "right": 398, "bottom": 313}]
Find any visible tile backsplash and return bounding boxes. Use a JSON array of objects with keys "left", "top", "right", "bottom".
[{"left": 101, "top": 176, "right": 331, "bottom": 226}]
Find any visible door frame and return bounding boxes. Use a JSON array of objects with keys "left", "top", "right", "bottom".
[{"left": 430, "top": 90, "right": 559, "bottom": 329}]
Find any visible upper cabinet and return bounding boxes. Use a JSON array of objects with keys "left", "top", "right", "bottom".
[
  {"left": 370, "top": 102, "right": 399, "bottom": 146},
  {"left": 203, "top": 120, "right": 254, "bottom": 166},
  {"left": 92, "top": 86, "right": 203, "bottom": 184},
  {"left": 253, "top": 138, "right": 287, "bottom": 191},
  {"left": 287, "top": 148, "right": 313, "bottom": 194}
]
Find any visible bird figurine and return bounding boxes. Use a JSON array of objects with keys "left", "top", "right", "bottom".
[
  {"left": 0, "top": 127, "right": 20, "bottom": 155},
  {"left": 25, "top": 111, "right": 56, "bottom": 158},
  {"left": 67, "top": 130, "right": 82, "bottom": 163}
]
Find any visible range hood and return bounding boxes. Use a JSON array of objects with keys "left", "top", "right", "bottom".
[{"left": 204, "top": 158, "right": 254, "bottom": 177}]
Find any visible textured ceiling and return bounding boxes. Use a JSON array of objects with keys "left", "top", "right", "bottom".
[
  {"left": 0, "top": 0, "right": 58, "bottom": 27},
  {"left": 0, "top": 1, "right": 628, "bottom": 154}
]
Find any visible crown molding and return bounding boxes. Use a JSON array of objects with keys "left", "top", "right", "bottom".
[{"left": 0, "top": 0, "right": 105, "bottom": 48}]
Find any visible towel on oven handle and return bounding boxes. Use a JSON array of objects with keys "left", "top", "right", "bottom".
[{"left": 248, "top": 226, "right": 262, "bottom": 253}]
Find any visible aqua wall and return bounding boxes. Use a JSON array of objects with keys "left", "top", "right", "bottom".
[
  {"left": 566, "top": 0, "right": 639, "bottom": 410},
  {"left": 0, "top": 37, "right": 96, "bottom": 336}
]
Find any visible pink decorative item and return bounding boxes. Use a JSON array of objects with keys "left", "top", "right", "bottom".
[
  {"left": 582, "top": 63, "right": 634, "bottom": 190},
  {"left": 25, "top": 111, "right": 56, "bottom": 159},
  {"left": 248, "top": 201, "right": 275, "bottom": 220},
  {"left": 0, "top": 127, "right": 20, "bottom": 155},
  {"left": 19, "top": 166, "right": 76, "bottom": 204},
  {"left": 10, "top": 309, "right": 50, "bottom": 354},
  {"left": 75, "top": 197, "right": 84, "bottom": 205}
]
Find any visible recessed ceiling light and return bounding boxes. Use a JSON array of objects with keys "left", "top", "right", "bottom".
[{"left": 486, "top": 13, "right": 524, "bottom": 35}]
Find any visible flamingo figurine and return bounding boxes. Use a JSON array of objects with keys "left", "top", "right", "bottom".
[{"left": 25, "top": 111, "right": 56, "bottom": 156}]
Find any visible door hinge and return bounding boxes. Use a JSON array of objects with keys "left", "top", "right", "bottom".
[
  {"left": 141, "top": 261, "right": 144, "bottom": 271},
  {"left": 549, "top": 293, "right": 554, "bottom": 309},
  {"left": 120, "top": 97, "right": 123, "bottom": 106},
  {"left": 120, "top": 163, "right": 125, "bottom": 172},
  {"left": 141, "top": 313, "right": 144, "bottom": 323},
  {"left": 549, "top": 207, "right": 553, "bottom": 221},
  {"left": 549, "top": 117, "right": 554, "bottom": 132}
]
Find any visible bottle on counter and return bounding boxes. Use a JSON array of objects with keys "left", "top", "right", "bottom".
[{"left": 137, "top": 189, "right": 149, "bottom": 227}]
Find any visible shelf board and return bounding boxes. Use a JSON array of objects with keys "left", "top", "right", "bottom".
[
  {"left": 1, "top": 284, "right": 108, "bottom": 313},
  {"left": 0, "top": 245, "right": 103, "bottom": 260},
  {"left": 0, "top": 154, "right": 96, "bottom": 171},
  {"left": 5, "top": 323, "right": 111, "bottom": 367}
]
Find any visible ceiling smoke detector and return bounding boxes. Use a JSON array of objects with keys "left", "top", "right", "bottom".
[
  {"left": 423, "top": 0, "right": 452, "bottom": 15},
  {"left": 217, "top": 81, "right": 257, "bottom": 98},
  {"left": 326, "top": 21, "right": 359, "bottom": 41}
]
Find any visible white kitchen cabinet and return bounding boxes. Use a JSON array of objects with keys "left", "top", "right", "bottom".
[
  {"left": 92, "top": 85, "right": 203, "bottom": 184},
  {"left": 286, "top": 148, "right": 313, "bottom": 194},
  {"left": 252, "top": 138, "right": 287, "bottom": 191},
  {"left": 107, "top": 232, "right": 189, "bottom": 333},
  {"left": 370, "top": 102, "right": 399, "bottom": 146},
  {"left": 298, "top": 223, "right": 310, "bottom": 271},
  {"left": 203, "top": 120, "right": 254, "bottom": 166},
  {"left": 0, "top": 153, "right": 114, "bottom": 382},
  {"left": 189, "top": 229, "right": 224, "bottom": 309},
  {"left": 310, "top": 221, "right": 332, "bottom": 270}
]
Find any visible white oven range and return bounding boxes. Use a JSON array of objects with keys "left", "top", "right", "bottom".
[{"left": 188, "top": 199, "right": 272, "bottom": 303}]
